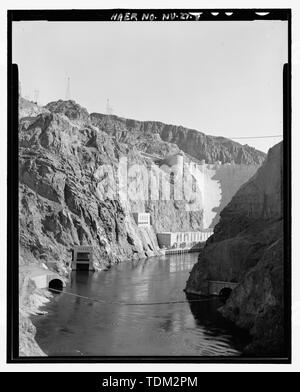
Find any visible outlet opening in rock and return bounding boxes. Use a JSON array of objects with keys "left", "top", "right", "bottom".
[
  {"left": 219, "top": 287, "right": 232, "bottom": 300},
  {"left": 76, "top": 252, "right": 90, "bottom": 260},
  {"left": 49, "top": 278, "right": 63, "bottom": 292}
]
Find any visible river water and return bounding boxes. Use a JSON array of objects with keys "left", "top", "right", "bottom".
[{"left": 32, "top": 253, "right": 249, "bottom": 356}]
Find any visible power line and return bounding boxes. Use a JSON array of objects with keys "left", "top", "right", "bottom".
[{"left": 50, "top": 288, "right": 216, "bottom": 306}]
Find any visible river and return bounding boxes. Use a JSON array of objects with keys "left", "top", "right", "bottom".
[{"left": 32, "top": 253, "right": 250, "bottom": 356}]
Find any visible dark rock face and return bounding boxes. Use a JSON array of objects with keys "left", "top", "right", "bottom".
[
  {"left": 90, "top": 113, "right": 266, "bottom": 164},
  {"left": 185, "top": 142, "right": 284, "bottom": 355}
]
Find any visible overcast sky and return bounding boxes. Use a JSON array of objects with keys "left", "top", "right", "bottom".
[{"left": 13, "top": 20, "right": 287, "bottom": 152}]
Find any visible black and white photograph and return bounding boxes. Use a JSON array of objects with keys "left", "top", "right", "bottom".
[{"left": 5, "top": 7, "right": 292, "bottom": 366}]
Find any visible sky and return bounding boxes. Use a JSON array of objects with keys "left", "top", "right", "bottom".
[{"left": 12, "top": 20, "right": 288, "bottom": 152}]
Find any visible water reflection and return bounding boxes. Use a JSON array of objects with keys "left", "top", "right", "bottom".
[
  {"left": 32, "top": 253, "right": 249, "bottom": 356},
  {"left": 186, "top": 293, "right": 251, "bottom": 350}
]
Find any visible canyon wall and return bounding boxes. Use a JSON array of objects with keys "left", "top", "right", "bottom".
[
  {"left": 188, "top": 162, "right": 259, "bottom": 228},
  {"left": 185, "top": 142, "right": 284, "bottom": 355},
  {"left": 18, "top": 98, "right": 265, "bottom": 355}
]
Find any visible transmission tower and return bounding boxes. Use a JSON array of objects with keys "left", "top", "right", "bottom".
[
  {"left": 65, "top": 77, "right": 71, "bottom": 100},
  {"left": 34, "top": 89, "right": 39, "bottom": 104}
]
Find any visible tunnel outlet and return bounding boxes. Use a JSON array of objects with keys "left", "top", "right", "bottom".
[
  {"left": 49, "top": 278, "right": 63, "bottom": 292},
  {"left": 219, "top": 287, "right": 232, "bottom": 300}
]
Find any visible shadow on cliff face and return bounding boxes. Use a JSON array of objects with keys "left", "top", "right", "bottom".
[
  {"left": 185, "top": 293, "right": 251, "bottom": 353},
  {"left": 210, "top": 164, "right": 259, "bottom": 228}
]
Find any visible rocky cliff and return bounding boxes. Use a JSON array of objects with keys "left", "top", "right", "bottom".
[
  {"left": 185, "top": 142, "right": 284, "bottom": 355},
  {"left": 18, "top": 98, "right": 266, "bottom": 355}
]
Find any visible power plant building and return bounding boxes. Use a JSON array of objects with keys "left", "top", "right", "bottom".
[{"left": 157, "top": 230, "right": 213, "bottom": 249}]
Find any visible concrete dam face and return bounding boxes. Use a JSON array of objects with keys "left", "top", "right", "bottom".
[
  {"left": 161, "top": 156, "right": 260, "bottom": 229},
  {"left": 191, "top": 162, "right": 260, "bottom": 228}
]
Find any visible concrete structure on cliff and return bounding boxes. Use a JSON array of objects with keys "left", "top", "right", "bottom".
[
  {"left": 132, "top": 212, "right": 151, "bottom": 226},
  {"left": 157, "top": 229, "right": 213, "bottom": 252},
  {"left": 71, "top": 245, "right": 94, "bottom": 271}
]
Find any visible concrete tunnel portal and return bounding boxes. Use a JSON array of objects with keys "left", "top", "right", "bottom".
[
  {"left": 48, "top": 278, "right": 64, "bottom": 291},
  {"left": 219, "top": 287, "right": 233, "bottom": 300}
]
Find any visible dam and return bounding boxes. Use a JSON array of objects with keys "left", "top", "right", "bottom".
[
  {"left": 208, "top": 280, "right": 239, "bottom": 296},
  {"left": 71, "top": 245, "right": 94, "bottom": 271},
  {"left": 17, "top": 82, "right": 271, "bottom": 359},
  {"left": 131, "top": 213, "right": 214, "bottom": 253}
]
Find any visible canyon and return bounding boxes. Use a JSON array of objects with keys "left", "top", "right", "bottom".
[{"left": 18, "top": 98, "right": 267, "bottom": 356}]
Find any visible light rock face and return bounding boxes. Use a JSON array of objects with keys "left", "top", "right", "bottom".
[
  {"left": 90, "top": 113, "right": 180, "bottom": 159},
  {"left": 90, "top": 113, "right": 263, "bottom": 229},
  {"left": 185, "top": 142, "right": 284, "bottom": 355}
]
